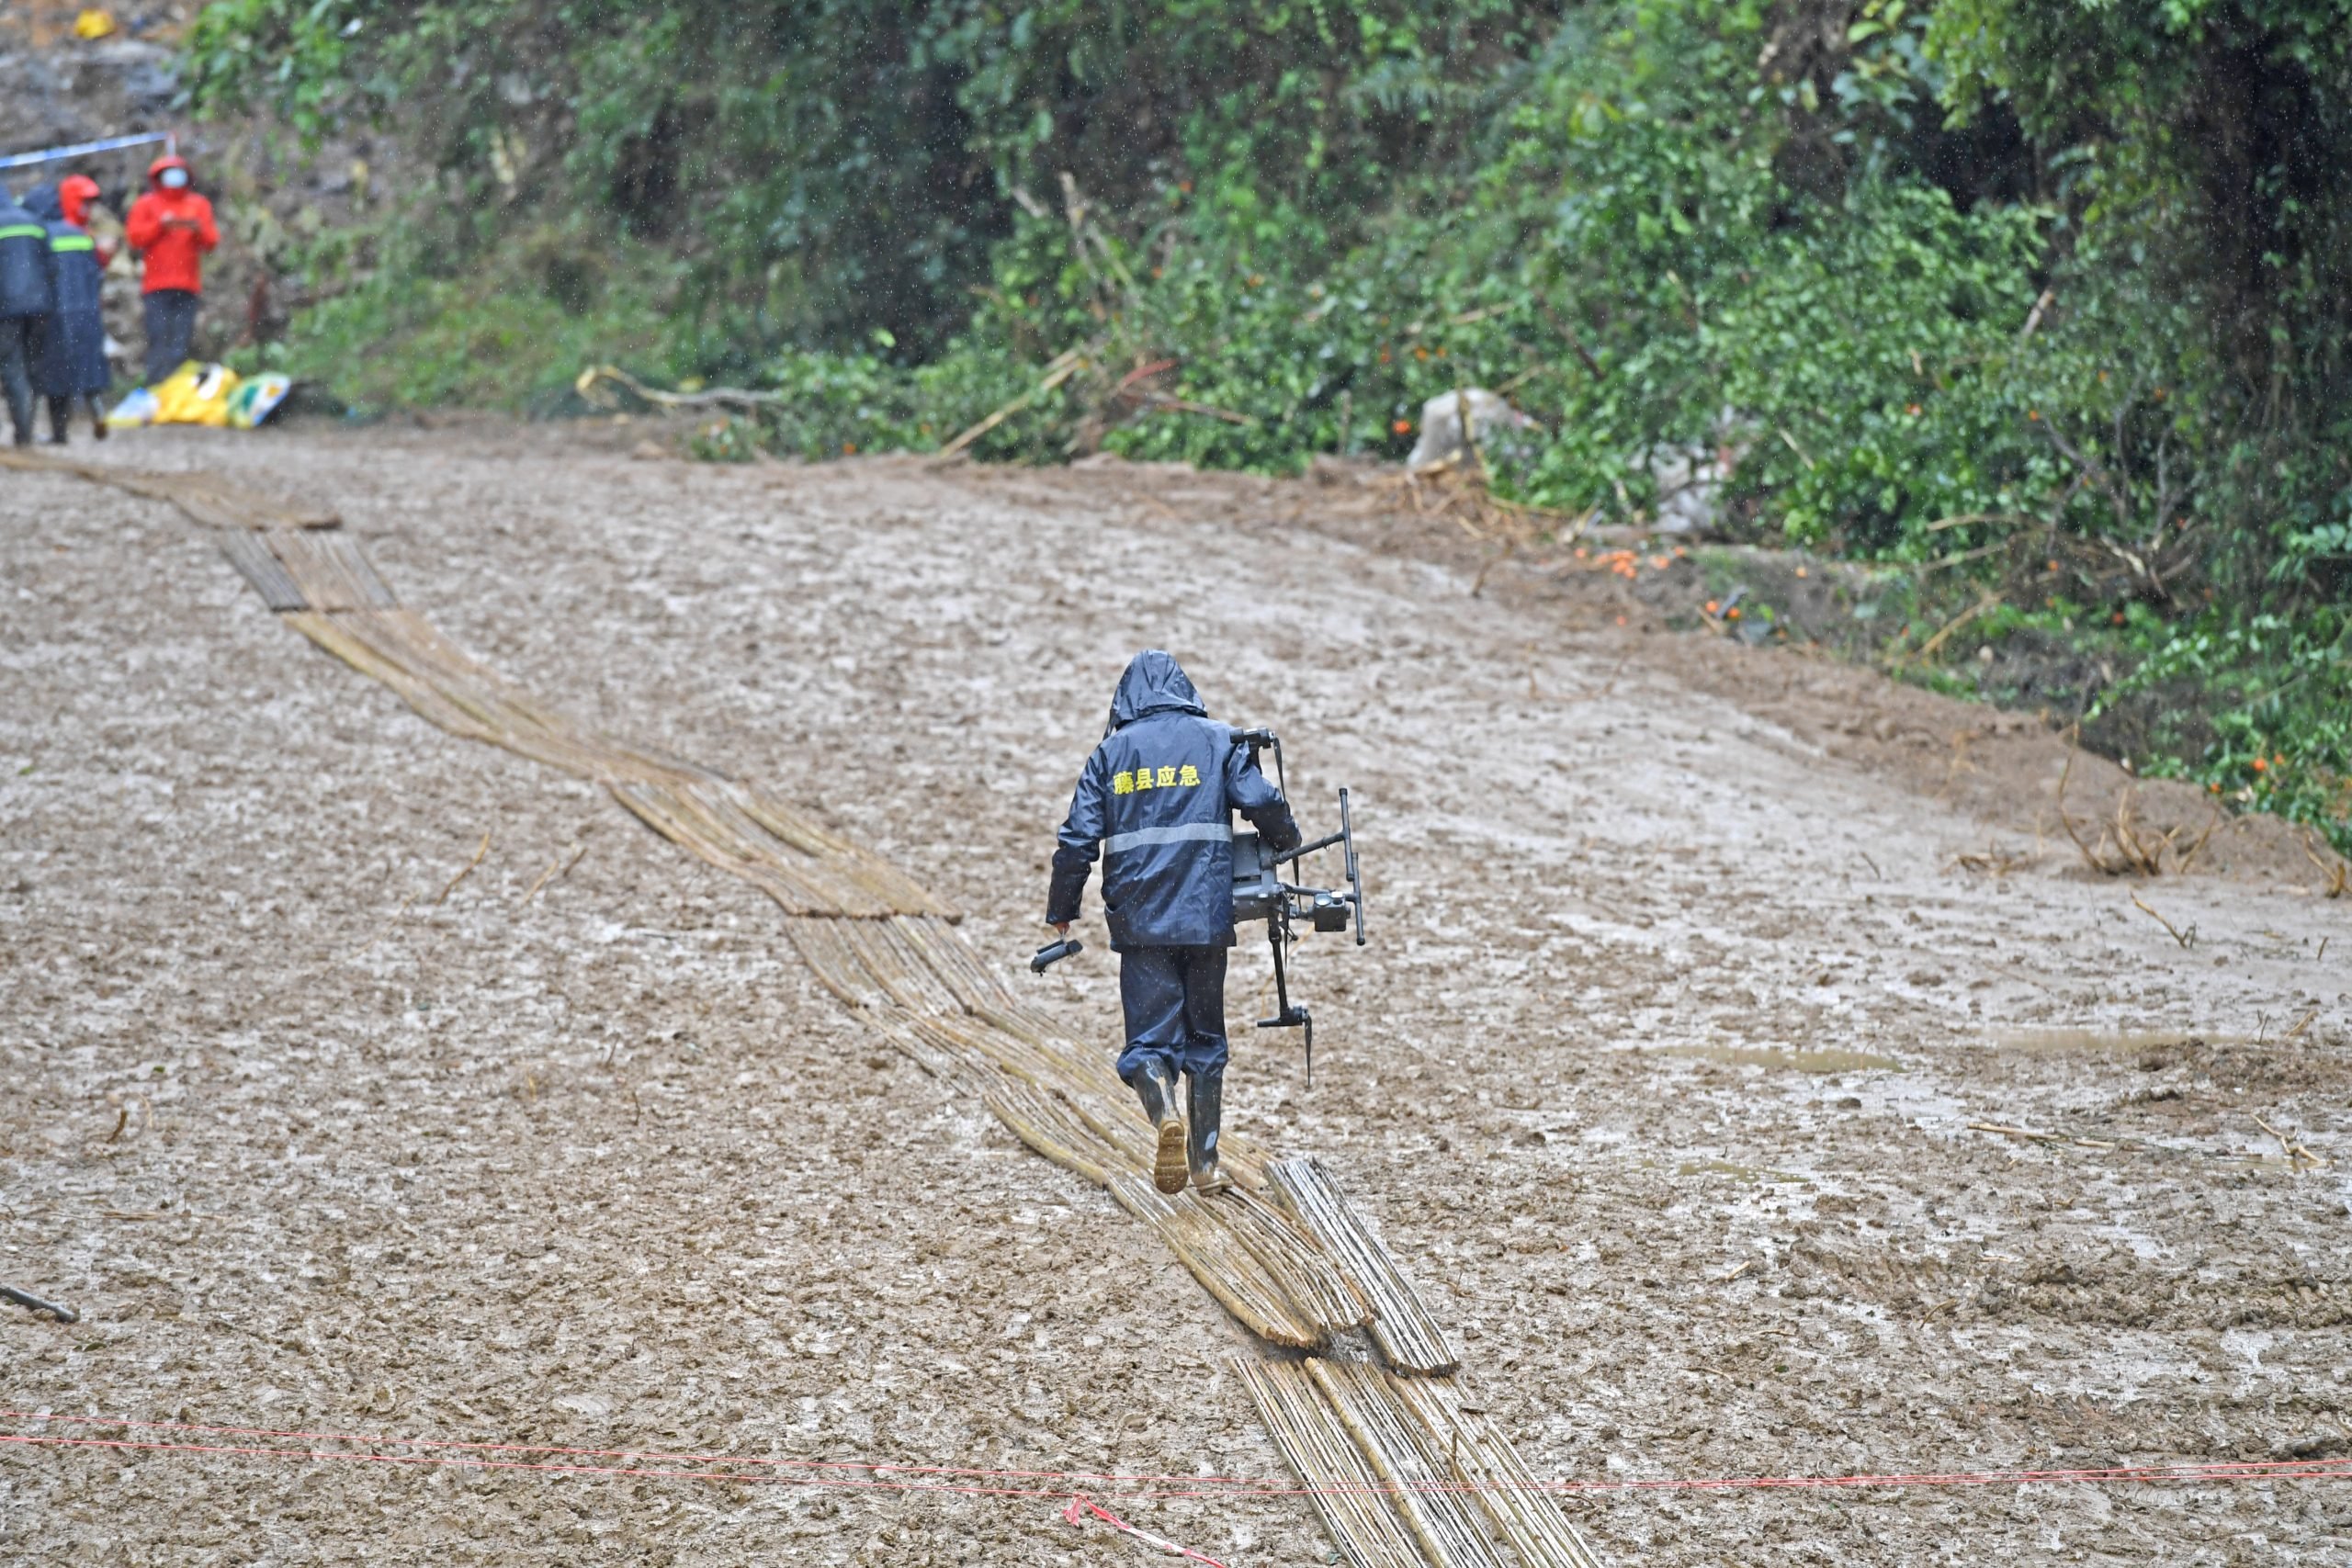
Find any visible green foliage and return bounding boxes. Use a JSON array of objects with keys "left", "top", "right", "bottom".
[
  {"left": 1929, "top": 0, "right": 2352, "bottom": 395},
  {"left": 186, "top": 0, "right": 1544, "bottom": 353},
  {"left": 243, "top": 207, "right": 706, "bottom": 410},
  {"left": 2102, "top": 608, "right": 2352, "bottom": 852},
  {"left": 192, "top": 0, "right": 2352, "bottom": 851}
]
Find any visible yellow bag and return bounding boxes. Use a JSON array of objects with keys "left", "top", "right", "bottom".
[{"left": 151, "top": 362, "right": 243, "bottom": 428}]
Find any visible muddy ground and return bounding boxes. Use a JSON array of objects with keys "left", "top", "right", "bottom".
[{"left": 4, "top": 423, "right": 2350, "bottom": 1565}]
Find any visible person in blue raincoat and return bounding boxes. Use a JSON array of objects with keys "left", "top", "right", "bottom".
[
  {"left": 1046, "top": 650, "right": 1300, "bottom": 1194},
  {"left": 0, "top": 186, "right": 56, "bottom": 447},
  {"left": 23, "top": 184, "right": 108, "bottom": 445}
]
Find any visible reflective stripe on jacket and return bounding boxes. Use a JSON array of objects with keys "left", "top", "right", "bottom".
[
  {"left": 1048, "top": 650, "right": 1300, "bottom": 951},
  {"left": 0, "top": 204, "right": 54, "bottom": 317}
]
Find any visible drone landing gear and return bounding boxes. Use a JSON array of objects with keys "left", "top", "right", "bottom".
[{"left": 1256, "top": 919, "right": 1314, "bottom": 1088}]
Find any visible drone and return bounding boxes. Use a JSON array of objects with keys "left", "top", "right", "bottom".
[{"left": 1031, "top": 725, "right": 1366, "bottom": 1086}]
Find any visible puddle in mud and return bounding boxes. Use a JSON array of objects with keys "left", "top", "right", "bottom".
[{"left": 1657, "top": 1043, "right": 1904, "bottom": 1074}]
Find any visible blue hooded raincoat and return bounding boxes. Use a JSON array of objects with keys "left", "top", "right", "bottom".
[
  {"left": 0, "top": 193, "right": 54, "bottom": 320},
  {"left": 1047, "top": 650, "right": 1300, "bottom": 952},
  {"left": 23, "top": 185, "right": 108, "bottom": 398}
]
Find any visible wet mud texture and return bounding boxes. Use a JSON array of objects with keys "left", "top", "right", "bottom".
[{"left": 6, "top": 425, "right": 2351, "bottom": 1565}]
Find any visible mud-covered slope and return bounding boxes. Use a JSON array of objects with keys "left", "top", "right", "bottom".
[{"left": 3, "top": 426, "right": 2347, "bottom": 1564}]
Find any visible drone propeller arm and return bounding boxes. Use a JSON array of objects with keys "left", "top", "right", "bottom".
[{"left": 1280, "top": 828, "right": 1348, "bottom": 862}]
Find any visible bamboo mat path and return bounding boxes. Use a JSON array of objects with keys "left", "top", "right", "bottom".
[{"left": 13, "top": 451, "right": 1602, "bottom": 1568}]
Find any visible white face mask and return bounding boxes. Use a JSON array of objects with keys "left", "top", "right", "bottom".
[{"left": 160, "top": 168, "right": 189, "bottom": 190}]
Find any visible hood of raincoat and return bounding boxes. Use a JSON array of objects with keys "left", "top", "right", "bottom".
[
  {"left": 147, "top": 154, "right": 191, "bottom": 191},
  {"left": 22, "top": 184, "right": 62, "bottom": 223},
  {"left": 1105, "top": 649, "right": 1207, "bottom": 735},
  {"left": 59, "top": 175, "right": 99, "bottom": 227}
]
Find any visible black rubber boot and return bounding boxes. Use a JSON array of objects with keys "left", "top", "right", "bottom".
[
  {"left": 1130, "top": 1058, "right": 1189, "bottom": 1195},
  {"left": 1186, "top": 1067, "right": 1224, "bottom": 1191}
]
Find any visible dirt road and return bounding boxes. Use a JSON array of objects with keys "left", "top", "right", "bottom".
[{"left": 5, "top": 425, "right": 2349, "bottom": 1564}]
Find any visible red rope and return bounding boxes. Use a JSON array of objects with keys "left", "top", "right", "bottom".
[
  {"left": 1065, "top": 1495, "right": 1233, "bottom": 1566},
  {"left": 3, "top": 1411, "right": 2346, "bottom": 1502}
]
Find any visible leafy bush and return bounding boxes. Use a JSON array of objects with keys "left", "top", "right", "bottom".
[
  {"left": 192, "top": 0, "right": 2352, "bottom": 851},
  {"left": 2103, "top": 609, "right": 2352, "bottom": 851}
]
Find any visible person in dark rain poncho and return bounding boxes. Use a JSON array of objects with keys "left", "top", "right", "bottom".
[
  {"left": 1046, "top": 651, "right": 1301, "bottom": 1194},
  {"left": 0, "top": 186, "right": 56, "bottom": 447},
  {"left": 23, "top": 184, "right": 109, "bottom": 444}
]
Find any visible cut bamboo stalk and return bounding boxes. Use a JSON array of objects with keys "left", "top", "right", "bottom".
[
  {"left": 1388, "top": 1374, "right": 1607, "bottom": 1568},
  {"left": 1238, "top": 1359, "right": 1432, "bottom": 1568},
  {"left": 1308, "top": 1359, "right": 1510, "bottom": 1568},
  {"left": 984, "top": 1080, "right": 1124, "bottom": 1188},
  {"left": 1111, "top": 1178, "right": 1327, "bottom": 1349},
  {"left": 1210, "top": 1186, "right": 1374, "bottom": 1336},
  {"left": 216, "top": 530, "right": 309, "bottom": 611},
  {"left": 1270, "top": 1156, "right": 1460, "bottom": 1375}
]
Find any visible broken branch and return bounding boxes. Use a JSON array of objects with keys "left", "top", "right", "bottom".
[
  {"left": 2301, "top": 833, "right": 2349, "bottom": 898},
  {"left": 937, "top": 349, "right": 1088, "bottom": 459},
  {"left": 523, "top": 842, "right": 589, "bottom": 905},
  {"left": 574, "top": 365, "right": 786, "bottom": 413},
  {"left": 435, "top": 830, "right": 492, "bottom": 907},
  {"left": 2254, "top": 1113, "right": 2327, "bottom": 1169},
  {"left": 1893, "top": 589, "right": 2002, "bottom": 671},
  {"left": 2129, "top": 891, "right": 2194, "bottom": 949}
]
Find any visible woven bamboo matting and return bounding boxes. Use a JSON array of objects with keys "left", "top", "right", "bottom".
[
  {"left": 0, "top": 447, "right": 339, "bottom": 529},
  {"left": 40, "top": 453, "right": 1600, "bottom": 1568}
]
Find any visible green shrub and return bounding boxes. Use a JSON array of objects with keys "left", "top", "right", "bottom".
[{"left": 188, "top": 0, "right": 2352, "bottom": 852}]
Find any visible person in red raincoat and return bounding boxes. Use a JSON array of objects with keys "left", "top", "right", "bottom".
[{"left": 123, "top": 153, "right": 217, "bottom": 384}]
